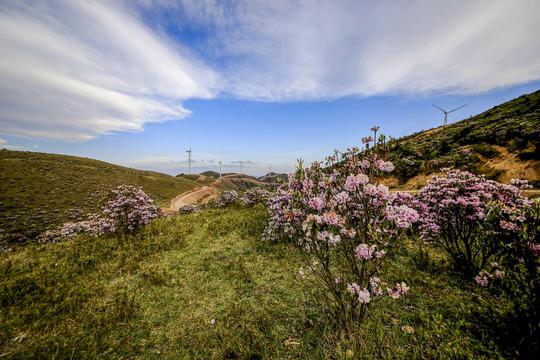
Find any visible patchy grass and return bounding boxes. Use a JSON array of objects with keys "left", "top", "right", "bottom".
[{"left": 0, "top": 206, "right": 525, "bottom": 359}]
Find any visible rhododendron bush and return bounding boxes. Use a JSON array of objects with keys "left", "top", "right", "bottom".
[
  {"left": 414, "top": 168, "right": 533, "bottom": 276},
  {"left": 476, "top": 198, "right": 539, "bottom": 329},
  {"left": 101, "top": 184, "right": 160, "bottom": 232},
  {"left": 212, "top": 190, "right": 239, "bottom": 208},
  {"left": 264, "top": 143, "right": 418, "bottom": 329}
]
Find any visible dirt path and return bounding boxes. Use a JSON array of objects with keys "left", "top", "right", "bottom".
[{"left": 161, "top": 186, "right": 219, "bottom": 214}]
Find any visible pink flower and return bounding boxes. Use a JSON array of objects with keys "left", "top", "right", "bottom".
[
  {"left": 308, "top": 197, "right": 326, "bottom": 211},
  {"left": 358, "top": 289, "right": 371, "bottom": 304},
  {"left": 356, "top": 244, "right": 376, "bottom": 260},
  {"left": 475, "top": 275, "right": 489, "bottom": 286},
  {"left": 323, "top": 211, "right": 341, "bottom": 226},
  {"left": 344, "top": 174, "right": 369, "bottom": 192},
  {"left": 387, "top": 288, "right": 400, "bottom": 299},
  {"left": 348, "top": 283, "right": 361, "bottom": 295},
  {"left": 375, "top": 160, "right": 395, "bottom": 173},
  {"left": 396, "top": 282, "right": 409, "bottom": 294}
]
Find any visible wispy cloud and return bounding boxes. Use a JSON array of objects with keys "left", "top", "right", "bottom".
[
  {"left": 0, "top": 0, "right": 217, "bottom": 141},
  {"left": 175, "top": 0, "right": 540, "bottom": 100}
]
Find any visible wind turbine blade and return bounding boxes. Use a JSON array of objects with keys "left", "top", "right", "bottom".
[
  {"left": 448, "top": 103, "right": 469, "bottom": 113},
  {"left": 432, "top": 104, "right": 447, "bottom": 113}
]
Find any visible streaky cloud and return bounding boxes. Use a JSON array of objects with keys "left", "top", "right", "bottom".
[{"left": 0, "top": 0, "right": 217, "bottom": 141}]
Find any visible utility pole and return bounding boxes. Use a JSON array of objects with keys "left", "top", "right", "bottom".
[
  {"left": 186, "top": 147, "right": 192, "bottom": 174},
  {"left": 218, "top": 161, "right": 222, "bottom": 179}
]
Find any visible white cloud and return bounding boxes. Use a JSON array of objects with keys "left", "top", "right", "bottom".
[
  {"left": 0, "top": 0, "right": 217, "bottom": 141},
  {"left": 175, "top": 0, "right": 540, "bottom": 100}
]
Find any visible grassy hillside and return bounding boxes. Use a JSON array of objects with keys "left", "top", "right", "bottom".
[
  {"left": 260, "top": 172, "right": 288, "bottom": 184},
  {"left": 386, "top": 90, "right": 540, "bottom": 187},
  {"left": 0, "top": 205, "right": 526, "bottom": 359},
  {"left": 200, "top": 170, "right": 220, "bottom": 178},
  {"left": 0, "top": 150, "right": 199, "bottom": 245}
]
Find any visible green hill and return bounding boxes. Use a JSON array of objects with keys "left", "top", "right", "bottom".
[
  {"left": 0, "top": 150, "right": 199, "bottom": 245},
  {"left": 260, "top": 172, "right": 288, "bottom": 184},
  {"left": 386, "top": 90, "right": 540, "bottom": 187},
  {"left": 200, "top": 170, "right": 220, "bottom": 178}
]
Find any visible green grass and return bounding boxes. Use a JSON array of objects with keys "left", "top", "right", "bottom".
[
  {"left": 0, "top": 206, "right": 526, "bottom": 359},
  {"left": 0, "top": 150, "right": 199, "bottom": 244}
]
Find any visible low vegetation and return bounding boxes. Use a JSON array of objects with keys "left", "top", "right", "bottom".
[{"left": 1, "top": 202, "right": 536, "bottom": 358}]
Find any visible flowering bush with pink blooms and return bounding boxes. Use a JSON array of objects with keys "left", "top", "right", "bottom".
[
  {"left": 264, "top": 143, "right": 418, "bottom": 329},
  {"left": 475, "top": 197, "right": 539, "bottom": 335},
  {"left": 213, "top": 190, "right": 239, "bottom": 208},
  {"left": 241, "top": 187, "right": 272, "bottom": 206},
  {"left": 101, "top": 185, "right": 160, "bottom": 232},
  {"left": 415, "top": 168, "right": 532, "bottom": 276}
]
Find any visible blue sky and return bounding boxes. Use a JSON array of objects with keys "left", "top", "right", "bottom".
[{"left": 1, "top": 1, "right": 539, "bottom": 176}]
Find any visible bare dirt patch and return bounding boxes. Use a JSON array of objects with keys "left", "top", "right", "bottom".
[{"left": 481, "top": 145, "right": 539, "bottom": 183}]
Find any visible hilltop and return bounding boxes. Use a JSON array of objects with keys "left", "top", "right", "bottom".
[
  {"left": 0, "top": 150, "right": 199, "bottom": 243},
  {"left": 385, "top": 90, "right": 540, "bottom": 188}
]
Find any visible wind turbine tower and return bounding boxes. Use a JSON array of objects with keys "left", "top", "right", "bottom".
[
  {"left": 186, "top": 147, "right": 192, "bottom": 174},
  {"left": 433, "top": 103, "right": 468, "bottom": 127},
  {"left": 239, "top": 161, "right": 243, "bottom": 175},
  {"left": 218, "top": 161, "right": 222, "bottom": 179}
]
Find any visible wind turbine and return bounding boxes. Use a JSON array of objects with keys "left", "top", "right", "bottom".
[
  {"left": 239, "top": 161, "right": 243, "bottom": 175},
  {"left": 218, "top": 161, "right": 222, "bottom": 179},
  {"left": 432, "top": 103, "right": 468, "bottom": 127},
  {"left": 186, "top": 147, "right": 192, "bottom": 174}
]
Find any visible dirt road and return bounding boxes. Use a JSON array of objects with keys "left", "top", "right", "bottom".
[{"left": 161, "top": 186, "right": 219, "bottom": 214}]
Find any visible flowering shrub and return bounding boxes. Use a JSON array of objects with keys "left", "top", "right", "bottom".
[
  {"left": 101, "top": 185, "right": 160, "bottom": 232},
  {"left": 475, "top": 197, "right": 539, "bottom": 318},
  {"left": 213, "top": 190, "right": 239, "bottom": 208},
  {"left": 178, "top": 204, "right": 198, "bottom": 214},
  {"left": 264, "top": 143, "right": 418, "bottom": 329},
  {"left": 415, "top": 169, "right": 532, "bottom": 275},
  {"left": 241, "top": 187, "right": 272, "bottom": 206}
]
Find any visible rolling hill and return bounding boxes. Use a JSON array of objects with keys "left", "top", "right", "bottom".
[
  {"left": 385, "top": 90, "right": 540, "bottom": 188},
  {"left": 0, "top": 150, "right": 199, "bottom": 246}
]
